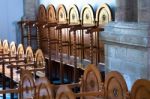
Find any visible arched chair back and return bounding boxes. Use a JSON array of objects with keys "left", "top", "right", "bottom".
[
  {"left": 35, "top": 49, "right": 45, "bottom": 68},
  {"left": 35, "top": 77, "right": 55, "bottom": 99},
  {"left": 56, "top": 85, "right": 76, "bottom": 99},
  {"left": 47, "top": 4, "right": 57, "bottom": 22},
  {"left": 38, "top": 4, "right": 47, "bottom": 22},
  {"left": 26, "top": 46, "right": 34, "bottom": 64},
  {"left": 96, "top": 3, "right": 112, "bottom": 26},
  {"left": 105, "top": 71, "right": 128, "bottom": 99},
  {"left": 57, "top": 4, "right": 68, "bottom": 24},
  {"left": 17, "top": 44, "right": 25, "bottom": 60},
  {"left": 81, "top": 64, "right": 103, "bottom": 99},
  {"left": 80, "top": 4, "right": 95, "bottom": 26},
  {"left": 38, "top": 4, "right": 48, "bottom": 54},
  {"left": 131, "top": 79, "right": 150, "bottom": 99},
  {"left": 20, "top": 70, "right": 35, "bottom": 99},
  {"left": 10, "top": 41, "right": 17, "bottom": 57},
  {"left": 35, "top": 49, "right": 45, "bottom": 77},
  {"left": 3, "top": 40, "right": 9, "bottom": 55},
  {"left": 68, "top": 4, "right": 80, "bottom": 25}
]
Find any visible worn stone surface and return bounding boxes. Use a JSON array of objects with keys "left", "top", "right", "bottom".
[
  {"left": 105, "top": 44, "right": 149, "bottom": 90},
  {"left": 101, "top": 22, "right": 150, "bottom": 90},
  {"left": 115, "top": 0, "right": 137, "bottom": 22},
  {"left": 101, "top": 22, "right": 150, "bottom": 47},
  {"left": 138, "top": 0, "right": 150, "bottom": 23}
]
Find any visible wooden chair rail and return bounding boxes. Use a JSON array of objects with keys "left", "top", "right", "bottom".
[
  {"left": 75, "top": 91, "right": 104, "bottom": 97},
  {"left": 0, "top": 89, "right": 19, "bottom": 94}
]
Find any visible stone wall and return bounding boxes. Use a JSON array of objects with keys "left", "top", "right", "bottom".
[
  {"left": 138, "top": 0, "right": 150, "bottom": 22},
  {"left": 104, "top": 44, "right": 149, "bottom": 89},
  {"left": 101, "top": 22, "right": 150, "bottom": 90},
  {"left": 115, "top": 0, "right": 137, "bottom": 22}
]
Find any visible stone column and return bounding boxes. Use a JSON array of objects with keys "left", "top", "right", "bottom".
[
  {"left": 101, "top": 22, "right": 150, "bottom": 90},
  {"left": 138, "top": 0, "right": 150, "bottom": 23},
  {"left": 100, "top": 0, "right": 150, "bottom": 90},
  {"left": 23, "top": 0, "right": 40, "bottom": 20},
  {"left": 137, "top": 0, "right": 150, "bottom": 79},
  {"left": 115, "top": 0, "right": 137, "bottom": 22}
]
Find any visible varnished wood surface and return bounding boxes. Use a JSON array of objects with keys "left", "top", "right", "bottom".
[
  {"left": 56, "top": 85, "right": 76, "bottom": 99},
  {"left": 35, "top": 77, "right": 55, "bottom": 99},
  {"left": 131, "top": 79, "right": 150, "bottom": 99},
  {"left": 20, "top": 70, "right": 35, "bottom": 99},
  {"left": 0, "top": 62, "right": 150, "bottom": 99},
  {"left": 2, "top": 3, "right": 149, "bottom": 99},
  {"left": 105, "top": 71, "right": 128, "bottom": 99}
]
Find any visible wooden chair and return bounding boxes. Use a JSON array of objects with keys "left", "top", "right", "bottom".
[
  {"left": 94, "top": 3, "right": 113, "bottom": 64},
  {"left": 10, "top": 41, "right": 17, "bottom": 57},
  {"left": 25, "top": 46, "right": 34, "bottom": 67},
  {"left": 35, "top": 49, "right": 45, "bottom": 77},
  {"left": 2, "top": 40, "right": 10, "bottom": 55},
  {"left": 95, "top": 3, "right": 112, "bottom": 26},
  {"left": 104, "top": 71, "right": 129, "bottom": 99},
  {"left": 45, "top": 4, "right": 58, "bottom": 81},
  {"left": 7, "top": 42, "right": 20, "bottom": 99},
  {"left": 51, "top": 4, "right": 73, "bottom": 84},
  {"left": 17, "top": 44, "right": 25, "bottom": 60},
  {"left": 131, "top": 79, "right": 150, "bottom": 99},
  {"left": 19, "top": 69, "right": 36, "bottom": 99},
  {"left": 69, "top": 4, "right": 96, "bottom": 70},
  {"left": 68, "top": 5, "right": 83, "bottom": 83},
  {"left": 0, "top": 40, "right": 10, "bottom": 73},
  {"left": 79, "top": 64, "right": 104, "bottom": 99},
  {"left": 56, "top": 85, "right": 76, "bottom": 99},
  {"left": 0, "top": 40, "right": 10, "bottom": 59},
  {"left": 55, "top": 64, "right": 104, "bottom": 99},
  {"left": 35, "top": 77, "right": 55, "bottom": 99},
  {"left": 38, "top": 4, "right": 48, "bottom": 54},
  {"left": 0, "top": 69, "right": 35, "bottom": 99},
  {"left": 0, "top": 40, "right": 10, "bottom": 98},
  {"left": 55, "top": 68, "right": 131, "bottom": 99}
]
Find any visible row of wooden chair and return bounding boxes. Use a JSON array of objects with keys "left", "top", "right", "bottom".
[
  {"left": 0, "top": 39, "right": 46, "bottom": 98},
  {"left": 0, "top": 39, "right": 46, "bottom": 77},
  {"left": 18, "top": 3, "right": 112, "bottom": 65},
  {"left": 32, "top": 3, "right": 111, "bottom": 64},
  {"left": 37, "top": 4, "right": 109, "bottom": 83},
  {"left": 18, "top": 3, "right": 112, "bottom": 84},
  {"left": 57, "top": 79, "right": 150, "bottom": 99},
  {"left": 0, "top": 64, "right": 149, "bottom": 99}
]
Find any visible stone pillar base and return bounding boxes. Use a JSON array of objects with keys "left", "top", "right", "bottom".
[{"left": 101, "top": 22, "right": 150, "bottom": 90}]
